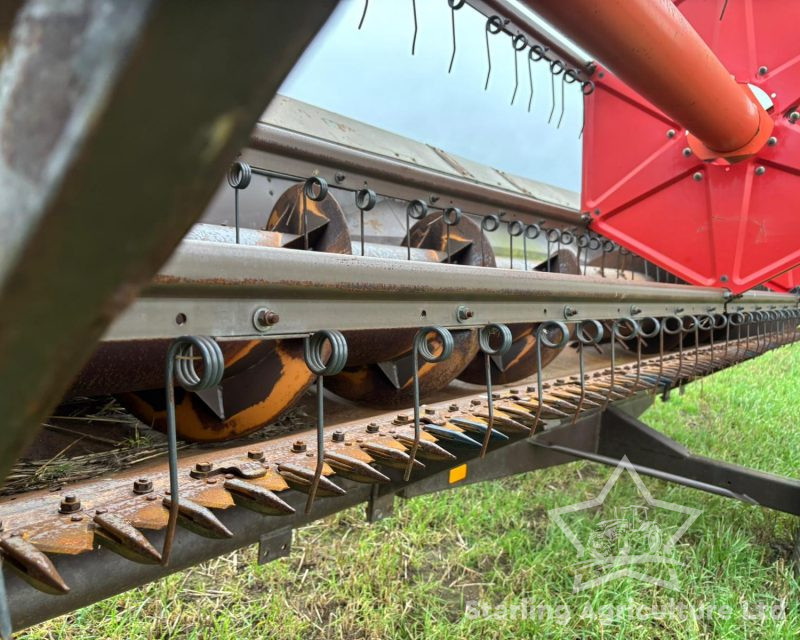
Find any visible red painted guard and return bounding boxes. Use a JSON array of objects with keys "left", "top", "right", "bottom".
[{"left": 584, "top": 0, "right": 800, "bottom": 293}]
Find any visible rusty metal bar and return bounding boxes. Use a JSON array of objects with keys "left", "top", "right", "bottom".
[
  {"left": 248, "top": 121, "right": 583, "bottom": 225},
  {"left": 0, "top": 0, "right": 338, "bottom": 485},
  {"left": 102, "top": 240, "right": 798, "bottom": 341},
  {"left": 524, "top": 0, "right": 770, "bottom": 155}
]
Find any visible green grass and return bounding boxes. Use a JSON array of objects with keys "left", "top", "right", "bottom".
[{"left": 23, "top": 345, "right": 800, "bottom": 639}]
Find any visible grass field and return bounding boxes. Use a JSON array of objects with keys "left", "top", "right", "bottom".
[{"left": 24, "top": 344, "right": 800, "bottom": 639}]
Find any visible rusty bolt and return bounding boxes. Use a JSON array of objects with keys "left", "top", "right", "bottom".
[
  {"left": 71, "top": 515, "right": 83, "bottom": 522},
  {"left": 247, "top": 450, "right": 264, "bottom": 461},
  {"left": 334, "top": 171, "right": 346, "bottom": 183},
  {"left": 133, "top": 478, "right": 153, "bottom": 494},
  {"left": 424, "top": 407, "right": 436, "bottom": 415},
  {"left": 59, "top": 495, "right": 81, "bottom": 514},
  {"left": 292, "top": 440, "right": 307, "bottom": 453},
  {"left": 563, "top": 305, "right": 578, "bottom": 318},
  {"left": 448, "top": 403, "right": 459, "bottom": 411},
  {"left": 470, "top": 399, "right": 481, "bottom": 406},
  {"left": 630, "top": 305, "right": 642, "bottom": 315},
  {"left": 366, "top": 422, "right": 379, "bottom": 433},
  {"left": 258, "top": 309, "right": 280, "bottom": 326},
  {"left": 456, "top": 305, "right": 475, "bottom": 322},
  {"left": 332, "top": 430, "right": 345, "bottom": 442},
  {"left": 195, "top": 461, "right": 213, "bottom": 473}
]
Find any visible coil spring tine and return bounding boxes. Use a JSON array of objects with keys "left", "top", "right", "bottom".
[
  {"left": 511, "top": 34, "right": 526, "bottom": 105},
  {"left": 228, "top": 161, "right": 251, "bottom": 245},
  {"left": 443, "top": 208, "right": 462, "bottom": 264},
  {"left": 527, "top": 47, "right": 535, "bottom": 112},
  {"left": 573, "top": 320, "right": 604, "bottom": 423},
  {"left": 485, "top": 16, "right": 503, "bottom": 90},
  {"left": 303, "top": 330, "right": 348, "bottom": 513},
  {"left": 478, "top": 324, "right": 512, "bottom": 457},
  {"left": 635, "top": 317, "right": 660, "bottom": 391},
  {"left": 608, "top": 317, "right": 637, "bottom": 406},
  {"left": 162, "top": 336, "right": 224, "bottom": 565},
  {"left": 481, "top": 214, "right": 500, "bottom": 268},
  {"left": 406, "top": 199, "right": 428, "bottom": 260},
  {"left": 358, "top": 0, "right": 369, "bottom": 29},
  {"left": 302, "top": 177, "right": 328, "bottom": 252},
  {"left": 525, "top": 224, "right": 540, "bottom": 272},
  {"left": 355, "top": 188, "right": 377, "bottom": 257},
  {"left": 507, "top": 220, "right": 523, "bottom": 269},
  {"left": 448, "top": 0, "right": 465, "bottom": 73},
  {"left": 406, "top": 327, "right": 454, "bottom": 480},
  {"left": 534, "top": 322, "right": 569, "bottom": 426}
]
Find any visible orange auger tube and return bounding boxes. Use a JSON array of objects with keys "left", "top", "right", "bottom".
[{"left": 524, "top": 0, "right": 772, "bottom": 158}]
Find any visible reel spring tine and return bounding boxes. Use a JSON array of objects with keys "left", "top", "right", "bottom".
[
  {"left": 635, "top": 317, "right": 660, "bottom": 391},
  {"left": 507, "top": 220, "right": 523, "bottom": 269},
  {"left": 406, "top": 199, "right": 428, "bottom": 260},
  {"left": 480, "top": 214, "right": 500, "bottom": 268},
  {"left": 302, "top": 177, "right": 328, "bottom": 251},
  {"left": 448, "top": 0, "right": 466, "bottom": 73},
  {"left": 443, "top": 207, "right": 462, "bottom": 264},
  {"left": 573, "top": 320, "right": 604, "bottom": 423},
  {"left": 406, "top": 327, "right": 454, "bottom": 480},
  {"left": 163, "top": 336, "right": 225, "bottom": 565},
  {"left": 608, "top": 317, "right": 638, "bottom": 406},
  {"left": 525, "top": 224, "right": 541, "bottom": 272},
  {"left": 303, "top": 330, "right": 348, "bottom": 513},
  {"left": 228, "top": 161, "right": 251, "bottom": 245},
  {"left": 358, "top": 0, "right": 369, "bottom": 30},
  {"left": 534, "top": 322, "right": 569, "bottom": 426},
  {"left": 478, "top": 324, "right": 512, "bottom": 457},
  {"left": 411, "top": 0, "right": 419, "bottom": 55},
  {"left": 355, "top": 188, "right": 377, "bottom": 257},
  {"left": 485, "top": 16, "right": 504, "bottom": 91},
  {"left": 527, "top": 48, "right": 535, "bottom": 112},
  {"left": 511, "top": 34, "right": 527, "bottom": 105}
]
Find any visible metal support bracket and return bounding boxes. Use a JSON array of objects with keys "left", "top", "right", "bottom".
[
  {"left": 257, "top": 528, "right": 292, "bottom": 566},
  {"left": 533, "top": 406, "right": 800, "bottom": 516},
  {"left": 366, "top": 485, "right": 395, "bottom": 523}
]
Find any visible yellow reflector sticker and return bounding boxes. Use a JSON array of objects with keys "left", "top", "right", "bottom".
[{"left": 448, "top": 464, "right": 467, "bottom": 484}]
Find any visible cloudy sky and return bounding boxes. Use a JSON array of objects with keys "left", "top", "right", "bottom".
[{"left": 280, "top": 0, "right": 585, "bottom": 192}]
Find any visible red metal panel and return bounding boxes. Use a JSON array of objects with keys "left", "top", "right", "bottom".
[{"left": 585, "top": 0, "right": 800, "bottom": 293}]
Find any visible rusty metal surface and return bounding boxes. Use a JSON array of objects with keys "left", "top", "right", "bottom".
[
  {"left": 0, "top": 0, "right": 338, "bottom": 484},
  {"left": 102, "top": 241, "right": 797, "bottom": 342},
  {"left": 2, "top": 328, "right": 796, "bottom": 631}
]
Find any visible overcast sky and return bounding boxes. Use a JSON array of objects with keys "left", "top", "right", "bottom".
[{"left": 279, "top": 0, "right": 583, "bottom": 192}]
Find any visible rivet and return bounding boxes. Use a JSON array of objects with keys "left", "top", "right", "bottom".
[
  {"left": 666, "top": 129, "right": 676, "bottom": 138},
  {"left": 758, "top": 65, "right": 768, "bottom": 76},
  {"left": 767, "top": 136, "right": 778, "bottom": 146},
  {"left": 692, "top": 172, "right": 703, "bottom": 181},
  {"left": 755, "top": 166, "right": 766, "bottom": 175}
]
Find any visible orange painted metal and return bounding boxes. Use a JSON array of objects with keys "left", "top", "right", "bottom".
[{"left": 523, "top": 0, "right": 772, "bottom": 158}]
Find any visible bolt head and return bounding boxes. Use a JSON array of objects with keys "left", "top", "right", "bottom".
[
  {"left": 292, "top": 441, "right": 307, "bottom": 453},
  {"left": 666, "top": 129, "right": 676, "bottom": 138},
  {"left": 758, "top": 65, "right": 768, "bottom": 75},
  {"left": 334, "top": 172, "right": 346, "bottom": 183},
  {"left": 682, "top": 147, "right": 692, "bottom": 157},
  {"left": 755, "top": 166, "right": 766, "bottom": 175},
  {"left": 332, "top": 430, "right": 345, "bottom": 442},
  {"left": 133, "top": 478, "right": 154, "bottom": 494},
  {"left": 59, "top": 495, "right": 81, "bottom": 513},
  {"left": 790, "top": 111, "right": 800, "bottom": 123},
  {"left": 767, "top": 136, "right": 778, "bottom": 146},
  {"left": 247, "top": 450, "right": 264, "bottom": 461},
  {"left": 692, "top": 172, "right": 703, "bottom": 181},
  {"left": 448, "top": 403, "right": 459, "bottom": 411},
  {"left": 366, "top": 422, "right": 379, "bottom": 433},
  {"left": 195, "top": 461, "right": 213, "bottom": 473}
]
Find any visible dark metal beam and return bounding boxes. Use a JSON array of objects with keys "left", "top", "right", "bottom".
[{"left": 0, "top": 0, "right": 338, "bottom": 483}]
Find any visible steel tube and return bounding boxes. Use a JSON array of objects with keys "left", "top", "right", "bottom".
[{"left": 524, "top": 0, "right": 766, "bottom": 153}]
